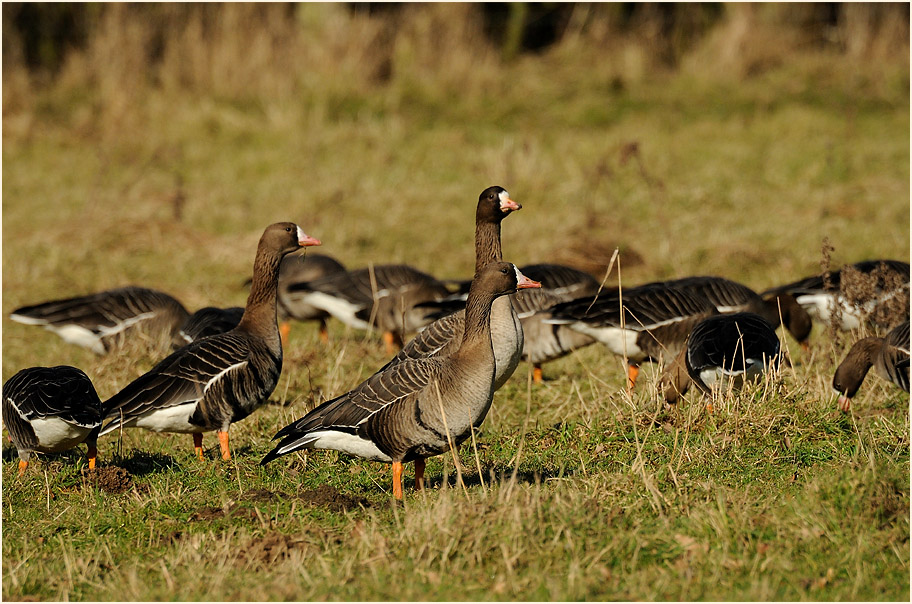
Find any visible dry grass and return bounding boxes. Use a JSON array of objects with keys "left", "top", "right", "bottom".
[{"left": 2, "top": 4, "right": 910, "bottom": 602}]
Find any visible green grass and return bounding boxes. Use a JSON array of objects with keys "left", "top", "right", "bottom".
[{"left": 2, "top": 31, "right": 910, "bottom": 602}]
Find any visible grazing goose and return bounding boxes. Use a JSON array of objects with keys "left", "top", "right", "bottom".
[
  {"left": 276, "top": 252, "right": 346, "bottom": 343},
  {"left": 285, "top": 263, "right": 452, "bottom": 354},
  {"left": 545, "top": 283, "right": 718, "bottom": 390},
  {"left": 832, "top": 321, "right": 910, "bottom": 412},
  {"left": 177, "top": 306, "right": 245, "bottom": 344},
  {"left": 2, "top": 366, "right": 103, "bottom": 475},
  {"left": 10, "top": 287, "right": 191, "bottom": 354},
  {"left": 512, "top": 264, "right": 601, "bottom": 383},
  {"left": 644, "top": 276, "right": 813, "bottom": 347},
  {"left": 100, "top": 223, "right": 321, "bottom": 460},
  {"left": 761, "top": 260, "right": 909, "bottom": 332},
  {"left": 661, "top": 313, "right": 781, "bottom": 406},
  {"left": 381, "top": 186, "right": 524, "bottom": 390},
  {"left": 261, "top": 262, "right": 541, "bottom": 499}
]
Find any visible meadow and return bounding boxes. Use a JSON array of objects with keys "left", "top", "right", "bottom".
[{"left": 2, "top": 4, "right": 910, "bottom": 601}]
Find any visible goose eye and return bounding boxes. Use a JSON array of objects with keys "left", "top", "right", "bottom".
[
  {"left": 285, "top": 227, "right": 292, "bottom": 232},
  {"left": 501, "top": 267, "right": 510, "bottom": 275}
]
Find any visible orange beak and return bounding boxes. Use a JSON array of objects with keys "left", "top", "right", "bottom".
[
  {"left": 299, "top": 234, "right": 321, "bottom": 247},
  {"left": 500, "top": 197, "right": 522, "bottom": 212},
  {"left": 516, "top": 270, "right": 541, "bottom": 290}
]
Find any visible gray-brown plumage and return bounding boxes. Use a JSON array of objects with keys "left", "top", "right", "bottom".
[
  {"left": 261, "top": 262, "right": 541, "bottom": 499},
  {"left": 2, "top": 365, "right": 103, "bottom": 476},
  {"left": 275, "top": 252, "right": 346, "bottom": 343},
  {"left": 512, "top": 263, "right": 601, "bottom": 383},
  {"left": 10, "top": 287, "right": 191, "bottom": 354},
  {"left": 100, "top": 223, "right": 321, "bottom": 461},
  {"left": 647, "top": 276, "right": 812, "bottom": 345},
  {"left": 661, "top": 313, "right": 781, "bottom": 405},
  {"left": 380, "top": 186, "right": 523, "bottom": 390},
  {"left": 761, "top": 259, "right": 909, "bottom": 332},
  {"left": 833, "top": 321, "right": 910, "bottom": 412},
  {"left": 177, "top": 306, "right": 245, "bottom": 344},
  {"left": 545, "top": 283, "right": 718, "bottom": 389},
  {"left": 285, "top": 262, "right": 451, "bottom": 353}
]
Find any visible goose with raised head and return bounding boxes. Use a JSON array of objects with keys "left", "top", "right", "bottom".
[
  {"left": 100, "top": 223, "right": 321, "bottom": 460},
  {"left": 661, "top": 312, "right": 781, "bottom": 406},
  {"left": 512, "top": 263, "right": 601, "bottom": 383},
  {"left": 380, "top": 186, "right": 523, "bottom": 390},
  {"left": 761, "top": 259, "right": 909, "bottom": 332},
  {"left": 832, "top": 321, "right": 909, "bottom": 412},
  {"left": 261, "top": 262, "right": 541, "bottom": 500},
  {"left": 285, "top": 263, "right": 451, "bottom": 354},
  {"left": 545, "top": 283, "right": 718, "bottom": 390},
  {"left": 10, "top": 286, "right": 191, "bottom": 355},
  {"left": 2, "top": 366, "right": 103, "bottom": 476}
]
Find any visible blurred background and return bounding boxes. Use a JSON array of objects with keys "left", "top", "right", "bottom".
[{"left": 3, "top": 2, "right": 909, "bottom": 334}]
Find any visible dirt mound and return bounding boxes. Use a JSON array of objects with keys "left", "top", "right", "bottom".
[
  {"left": 85, "top": 467, "right": 133, "bottom": 494},
  {"left": 238, "top": 532, "right": 312, "bottom": 566},
  {"left": 297, "top": 484, "right": 371, "bottom": 512}
]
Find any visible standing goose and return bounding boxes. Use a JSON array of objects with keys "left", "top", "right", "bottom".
[
  {"left": 10, "top": 286, "right": 191, "bottom": 355},
  {"left": 285, "top": 263, "right": 452, "bottom": 354},
  {"left": 832, "top": 321, "right": 910, "bottom": 412},
  {"left": 100, "top": 223, "right": 321, "bottom": 460},
  {"left": 512, "top": 263, "right": 601, "bottom": 383},
  {"left": 646, "top": 276, "right": 812, "bottom": 346},
  {"left": 545, "top": 283, "right": 718, "bottom": 390},
  {"left": 661, "top": 313, "right": 782, "bottom": 406},
  {"left": 761, "top": 259, "right": 909, "bottom": 332},
  {"left": 2, "top": 366, "right": 103, "bottom": 475},
  {"left": 380, "top": 186, "right": 523, "bottom": 390},
  {"left": 261, "top": 262, "right": 541, "bottom": 499}
]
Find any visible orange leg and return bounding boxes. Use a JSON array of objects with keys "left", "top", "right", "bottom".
[
  {"left": 392, "top": 461, "right": 404, "bottom": 500},
  {"left": 218, "top": 431, "right": 231, "bottom": 461},
  {"left": 414, "top": 458, "right": 426, "bottom": 491},
  {"left": 800, "top": 341, "right": 810, "bottom": 352},
  {"left": 318, "top": 320, "right": 329, "bottom": 344},
  {"left": 626, "top": 364, "right": 640, "bottom": 393},
  {"left": 17, "top": 459, "right": 28, "bottom": 477},
  {"left": 532, "top": 365, "right": 544, "bottom": 384},
  {"left": 279, "top": 321, "right": 291, "bottom": 348},
  {"left": 706, "top": 401, "right": 715, "bottom": 414},
  {"left": 193, "top": 433, "right": 204, "bottom": 461},
  {"left": 87, "top": 443, "right": 97, "bottom": 470},
  {"left": 382, "top": 331, "right": 403, "bottom": 355}
]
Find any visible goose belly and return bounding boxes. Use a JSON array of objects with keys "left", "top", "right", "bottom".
[
  {"left": 698, "top": 359, "right": 767, "bottom": 390},
  {"left": 299, "top": 292, "right": 371, "bottom": 329},
  {"left": 29, "top": 418, "right": 93, "bottom": 452},
  {"left": 126, "top": 403, "right": 202, "bottom": 433},
  {"left": 301, "top": 430, "right": 392, "bottom": 462},
  {"left": 796, "top": 294, "right": 863, "bottom": 330},
  {"left": 568, "top": 323, "right": 645, "bottom": 360},
  {"left": 48, "top": 324, "right": 107, "bottom": 354},
  {"left": 491, "top": 297, "right": 523, "bottom": 389}
]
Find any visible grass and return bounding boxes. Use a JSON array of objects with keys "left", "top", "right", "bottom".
[{"left": 2, "top": 8, "right": 910, "bottom": 601}]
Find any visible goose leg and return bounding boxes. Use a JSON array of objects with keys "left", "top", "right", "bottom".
[
  {"left": 193, "top": 433, "right": 204, "bottom": 461},
  {"left": 414, "top": 458, "right": 426, "bottom": 490},
  {"left": 318, "top": 319, "right": 329, "bottom": 344},
  {"left": 87, "top": 442, "right": 97, "bottom": 470},
  {"left": 533, "top": 365, "right": 544, "bottom": 384},
  {"left": 17, "top": 459, "right": 28, "bottom": 477},
  {"left": 279, "top": 321, "right": 291, "bottom": 348},
  {"left": 383, "top": 331, "right": 404, "bottom": 355},
  {"left": 218, "top": 431, "right": 231, "bottom": 460},
  {"left": 392, "top": 461, "right": 404, "bottom": 499},
  {"left": 626, "top": 363, "right": 640, "bottom": 392}
]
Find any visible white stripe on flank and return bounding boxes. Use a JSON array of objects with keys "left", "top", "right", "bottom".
[
  {"left": 297, "top": 291, "right": 371, "bottom": 329},
  {"left": 285, "top": 430, "right": 391, "bottom": 462}
]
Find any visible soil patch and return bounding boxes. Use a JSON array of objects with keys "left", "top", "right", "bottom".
[
  {"left": 296, "top": 484, "right": 371, "bottom": 512},
  {"left": 237, "top": 532, "right": 312, "bottom": 566},
  {"left": 85, "top": 467, "right": 134, "bottom": 494}
]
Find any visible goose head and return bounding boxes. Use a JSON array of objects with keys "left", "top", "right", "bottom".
[
  {"left": 262, "top": 222, "right": 322, "bottom": 256},
  {"left": 476, "top": 186, "right": 521, "bottom": 224},
  {"left": 476, "top": 262, "right": 541, "bottom": 298}
]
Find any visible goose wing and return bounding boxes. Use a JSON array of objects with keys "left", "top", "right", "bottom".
[
  {"left": 100, "top": 332, "right": 252, "bottom": 433},
  {"left": 3, "top": 366, "right": 102, "bottom": 427}
]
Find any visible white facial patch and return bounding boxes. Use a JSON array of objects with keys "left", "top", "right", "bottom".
[
  {"left": 514, "top": 265, "right": 524, "bottom": 284},
  {"left": 296, "top": 225, "right": 307, "bottom": 243}
]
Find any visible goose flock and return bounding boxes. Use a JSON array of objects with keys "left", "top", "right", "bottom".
[{"left": 3, "top": 187, "right": 910, "bottom": 499}]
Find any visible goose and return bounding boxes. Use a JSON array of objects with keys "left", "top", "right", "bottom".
[
  {"left": 642, "top": 276, "right": 812, "bottom": 347},
  {"left": 761, "top": 260, "right": 909, "bottom": 332},
  {"left": 261, "top": 262, "right": 541, "bottom": 499},
  {"left": 832, "top": 321, "right": 910, "bottom": 412},
  {"left": 512, "top": 263, "right": 601, "bottom": 383},
  {"left": 275, "top": 252, "right": 346, "bottom": 343},
  {"left": 177, "top": 306, "right": 245, "bottom": 344},
  {"left": 2, "top": 365, "right": 103, "bottom": 476},
  {"left": 285, "top": 263, "right": 452, "bottom": 354},
  {"left": 10, "top": 286, "right": 191, "bottom": 354},
  {"left": 99, "top": 223, "right": 321, "bottom": 461},
  {"left": 661, "top": 313, "right": 781, "bottom": 406},
  {"left": 545, "top": 283, "right": 718, "bottom": 390},
  {"left": 380, "top": 186, "right": 523, "bottom": 390}
]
